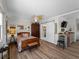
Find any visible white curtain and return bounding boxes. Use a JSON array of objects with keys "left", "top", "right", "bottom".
[{"left": 0, "top": 13, "right": 2, "bottom": 42}]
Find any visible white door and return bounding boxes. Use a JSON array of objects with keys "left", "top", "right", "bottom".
[{"left": 46, "top": 22, "right": 55, "bottom": 44}]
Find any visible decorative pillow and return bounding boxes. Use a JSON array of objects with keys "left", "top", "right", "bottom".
[{"left": 23, "top": 34, "right": 28, "bottom": 38}]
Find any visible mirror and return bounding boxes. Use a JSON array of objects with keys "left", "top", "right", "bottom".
[{"left": 61, "top": 21, "right": 67, "bottom": 28}]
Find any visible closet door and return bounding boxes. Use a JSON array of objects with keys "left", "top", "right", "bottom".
[{"left": 46, "top": 22, "right": 55, "bottom": 43}]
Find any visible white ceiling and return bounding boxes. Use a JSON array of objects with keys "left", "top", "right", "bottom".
[{"left": 3, "top": 0, "right": 79, "bottom": 19}]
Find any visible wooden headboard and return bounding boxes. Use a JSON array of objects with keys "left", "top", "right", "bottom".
[{"left": 17, "top": 32, "right": 30, "bottom": 37}]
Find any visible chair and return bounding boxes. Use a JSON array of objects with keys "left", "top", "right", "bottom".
[
  {"left": 57, "top": 36, "right": 65, "bottom": 49},
  {"left": 0, "top": 45, "right": 9, "bottom": 59}
]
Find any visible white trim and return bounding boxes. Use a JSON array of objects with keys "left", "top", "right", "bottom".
[{"left": 49, "top": 9, "right": 79, "bottom": 20}]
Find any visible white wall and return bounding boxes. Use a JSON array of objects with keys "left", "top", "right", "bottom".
[
  {"left": 40, "top": 21, "right": 56, "bottom": 44},
  {"left": 57, "top": 16, "right": 77, "bottom": 42},
  {"left": 40, "top": 17, "right": 58, "bottom": 44},
  {"left": 76, "top": 18, "right": 79, "bottom": 40},
  {"left": 7, "top": 16, "right": 31, "bottom": 37},
  {"left": 40, "top": 12, "right": 77, "bottom": 45},
  {"left": 8, "top": 16, "right": 31, "bottom": 25}
]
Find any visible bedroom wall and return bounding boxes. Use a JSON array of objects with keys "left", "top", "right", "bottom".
[
  {"left": 8, "top": 16, "right": 31, "bottom": 25},
  {"left": 76, "top": 18, "right": 79, "bottom": 40},
  {"left": 64, "top": 17, "right": 76, "bottom": 42},
  {"left": 57, "top": 16, "right": 77, "bottom": 43},
  {"left": 40, "top": 17, "right": 58, "bottom": 44},
  {"left": 68, "top": 17, "right": 76, "bottom": 41},
  {"left": 40, "top": 16, "right": 68, "bottom": 44},
  {"left": 57, "top": 11, "right": 78, "bottom": 43},
  {"left": 40, "top": 21, "right": 55, "bottom": 44},
  {"left": 7, "top": 16, "right": 31, "bottom": 36},
  {"left": 40, "top": 11, "right": 78, "bottom": 45}
]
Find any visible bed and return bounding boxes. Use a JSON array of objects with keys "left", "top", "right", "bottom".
[{"left": 17, "top": 32, "right": 40, "bottom": 52}]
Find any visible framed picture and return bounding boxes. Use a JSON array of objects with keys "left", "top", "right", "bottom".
[
  {"left": 9, "top": 26, "right": 16, "bottom": 34},
  {"left": 42, "top": 26, "right": 46, "bottom": 37},
  {"left": 17, "top": 25, "right": 24, "bottom": 30},
  {"left": 24, "top": 25, "right": 30, "bottom": 31}
]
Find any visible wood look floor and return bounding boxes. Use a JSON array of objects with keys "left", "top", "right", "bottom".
[{"left": 9, "top": 40, "right": 79, "bottom": 59}]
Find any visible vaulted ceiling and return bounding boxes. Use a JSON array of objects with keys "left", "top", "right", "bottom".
[{"left": 2, "top": 0, "right": 79, "bottom": 19}]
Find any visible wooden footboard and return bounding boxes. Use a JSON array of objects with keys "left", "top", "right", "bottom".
[{"left": 22, "top": 38, "right": 40, "bottom": 49}]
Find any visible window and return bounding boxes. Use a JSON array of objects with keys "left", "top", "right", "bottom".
[{"left": 0, "top": 13, "right": 3, "bottom": 42}]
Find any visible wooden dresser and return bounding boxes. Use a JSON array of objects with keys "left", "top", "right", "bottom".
[{"left": 31, "top": 23, "right": 40, "bottom": 38}]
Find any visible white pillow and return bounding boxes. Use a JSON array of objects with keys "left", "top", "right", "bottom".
[{"left": 23, "top": 34, "right": 28, "bottom": 38}]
